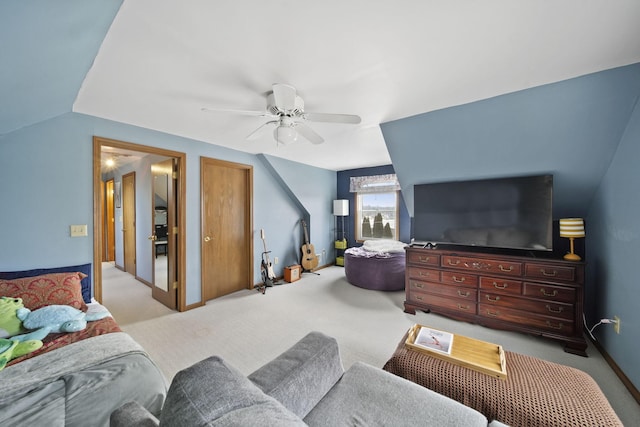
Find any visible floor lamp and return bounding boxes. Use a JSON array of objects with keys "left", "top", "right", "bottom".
[
  {"left": 333, "top": 200, "right": 349, "bottom": 241},
  {"left": 333, "top": 200, "right": 349, "bottom": 266}
]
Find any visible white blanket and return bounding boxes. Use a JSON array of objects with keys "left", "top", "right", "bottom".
[{"left": 362, "top": 239, "right": 408, "bottom": 254}]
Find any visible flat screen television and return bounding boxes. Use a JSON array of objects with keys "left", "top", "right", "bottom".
[{"left": 413, "top": 174, "right": 553, "bottom": 251}]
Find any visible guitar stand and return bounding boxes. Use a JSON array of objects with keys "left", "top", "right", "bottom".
[
  {"left": 257, "top": 250, "right": 279, "bottom": 294},
  {"left": 302, "top": 268, "right": 320, "bottom": 276},
  {"left": 255, "top": 283, "right": 271, "bottom": 294}
]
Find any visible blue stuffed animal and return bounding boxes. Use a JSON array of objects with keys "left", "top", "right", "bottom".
[
  {"left": 0, "top": 297, "right": 110, "bottom": 370},
  {"left": 12, "top": 304, "right": 110, "bottom": 341}
]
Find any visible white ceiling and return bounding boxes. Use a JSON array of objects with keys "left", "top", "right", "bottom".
[{"left": 73, "top": 0, "right": 640, "bottom": 171}]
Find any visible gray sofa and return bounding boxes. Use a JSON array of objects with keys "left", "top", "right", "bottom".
[{"left": 111, "top": 331, "right": 508, "bottom": 426}]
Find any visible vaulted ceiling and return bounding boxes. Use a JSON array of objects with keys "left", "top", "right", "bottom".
[{"left": 3, "top": 1, "right": 640, "bottom": 171}]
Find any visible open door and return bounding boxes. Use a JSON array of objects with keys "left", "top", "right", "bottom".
[{"left": 151, "top": 159, "right": 177, "bottom": 309}]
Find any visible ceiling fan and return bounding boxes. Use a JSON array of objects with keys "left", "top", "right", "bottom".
[{"left": 202, "top": 83, "right": 361, "bottom": 145}]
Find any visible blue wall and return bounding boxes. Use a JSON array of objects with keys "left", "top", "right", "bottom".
[
  {"left": 0, "top": 0, "right": 123, "bottom": 134},
  {"left": 0, "top": 112, "right": 336, "bottom": 306},
  {"left": 379, "top": 63, "right": 640, "bottom": 391},
  {"left": 586, "top": 96, "right": 640, "bottom": 389},
  {"left": 337, "top": 165, "right": 411, "bottom": 246},
  {"left": 381, "top": 64, "right": 640, "bottom": 219}
]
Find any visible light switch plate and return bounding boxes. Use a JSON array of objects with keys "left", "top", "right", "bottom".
[{"left": 70, "top": 224, "right": 88, "bottom": 237}]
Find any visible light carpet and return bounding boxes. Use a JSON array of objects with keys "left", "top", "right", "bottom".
[{"left": 102, "top": 262, "right": 639, "bottom": 425}]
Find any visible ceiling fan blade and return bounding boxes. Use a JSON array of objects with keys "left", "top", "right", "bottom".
[
  {"left": 272, "top": 83, "right": 297, "bottom": 111},
  {"left": 201, "top": 107, "right": 270, "bottom": 117},
  {"left": 303, "top": 112, "right": 361, "bottom": 124},
  {"left": 246, "top": 120, "right": 278, "bottom": 140},
  {"left": 295, "top": 122, "right": 324, "bottom": 145}
]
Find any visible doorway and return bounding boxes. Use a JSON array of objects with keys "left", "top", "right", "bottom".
[
  {"left": 200, "top": 156, "right": 253, "bottom": 300},
  {"left": 93, "top": 136, "right": 187, "bottom": 311}
]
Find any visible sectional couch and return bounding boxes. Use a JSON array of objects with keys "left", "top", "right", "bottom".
[{"left": 111, "top": 331, "right": 508, "bottom": 426}]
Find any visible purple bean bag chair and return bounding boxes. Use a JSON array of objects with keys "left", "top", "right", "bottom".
[{"left": 344, "top": 242, "right": 406, "bottom": 291}]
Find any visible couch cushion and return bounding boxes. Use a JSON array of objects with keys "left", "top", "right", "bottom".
[
  {"left": 159, "top": 355, "right": 305, "bottom": 427},
  {"left": 304, "top": 362, "right": 488, "bottom": 427},
  {"left": 248, "top": 331, "right": 344, "bottom": 419}
]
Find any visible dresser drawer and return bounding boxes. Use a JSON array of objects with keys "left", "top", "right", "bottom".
[
  {"left": 523, "top": 282, "right": 575, "bottom": 303},
  {"left": 441, "top": 255, "right": 522, "bottom": 277},
  {"left": 525, "top": 263, "right": 576, "bottom": 282},
  {"left": 479, "top": 304, "right": 574, "bottom": 335},
  {"left": 408, "top": 280, "right": 431, "bottom": 292},
  {"left": 407, "top": 266, "right": 440, "bottom": 282},
  {"left": 479, "top": 277, "right": 522, "bottom": 295},
  {"left": 423, "top": 293, "right": 477, "bottom": 314},
  {"left": 441, "top": 270, "right": 478, "bottom": 287},
  {"left": 417, "top": 281, "right": 477, "bottom": 300},
  {"left": 479, "top": 291, "right": 573, "bottom": 320},
  {"left": 408, "top": 251, "right": 440, "bottom": 266}
]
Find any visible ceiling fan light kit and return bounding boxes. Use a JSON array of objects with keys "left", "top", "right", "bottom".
[
  {"left": 203, "top": 83, "right": 361, "bottom": 146},
  {"left": 274, "top": 123, "right": 298, "bottom": 145}
]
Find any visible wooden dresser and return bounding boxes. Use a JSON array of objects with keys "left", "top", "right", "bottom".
[{"left": 405, "top": 246, "right": 587, "bottom": 356}]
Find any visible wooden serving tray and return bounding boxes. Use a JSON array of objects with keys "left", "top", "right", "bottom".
[{"left": 405, "top": 324, "right": 507, "bottom": 379}]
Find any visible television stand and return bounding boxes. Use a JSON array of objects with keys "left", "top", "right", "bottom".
[{"left": 404, "top": 246, "right": 587, "bottom": 356}]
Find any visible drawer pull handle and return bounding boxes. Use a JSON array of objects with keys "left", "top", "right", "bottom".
[
  {"left": 416, "top": 295, "right": 424, "bottom": 301},
  {"left": 546, "top": 304, "right": 563, "bottom": 313},
  {"left": 419, "top": 256, "right": 430, "bottom": 262},
  {"left": 486, "top": 310, "right": 500, "bottom": 317},
  {"left": 540, "top": 288, "right": 558, "bottom": 297},
  {"left": 457, "top": 304, "right": 470, "bottom": 311},
  {"left": 413, "top": 282, "right": 424, "bottom": 289},
  {"left": 493, "top": 282, "right": 508, "bottom": 289},
  {"left": 546, "top": 321, "right": 564, "bottom": 330},
  {"left": 448, "top": 259, "right": 460, "bottom": 266},
  {"left": 540, "top": 269, "right": 557, "bottom": 277},
  {"left": 486, "top": 295, "right": 501, "bottom": 302},
  {"left": 419, "top": 272, "right": 431, "bottom": 277},
  {"left": 499, "top": 264, "right": 513, "bottom": 272},
  {"left": 452, "top": 276, "right": 465, "bottom": 283},
  {"left": 457, "top": 290, "right": 470, "bottom": 297}
]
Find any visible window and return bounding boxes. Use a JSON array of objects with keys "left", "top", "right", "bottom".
[
  {"left": 355, "top": 191, "right": 400, "bottom": 241},
  {"left": 350, "top": 174, "right": 401, "bottom": 242}
]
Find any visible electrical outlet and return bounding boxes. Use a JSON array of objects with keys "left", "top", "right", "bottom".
[
  {"left": 614, "top": 316, "right": 621, "bottom": 334},
  {"left": 274, "top": 257, "right": 279, "bottom": 265}
]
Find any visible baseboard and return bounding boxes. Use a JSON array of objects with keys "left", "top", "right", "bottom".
[
  {"left": 136, "top": 275, "right": 152, "bottom": 288},
  {"left": 590, "top": 336, "right": 640, "bottom": 405}
]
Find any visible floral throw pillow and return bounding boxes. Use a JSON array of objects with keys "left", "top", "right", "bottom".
[{"left": 0, "top": 272, "right": 88, "bottom": 312}]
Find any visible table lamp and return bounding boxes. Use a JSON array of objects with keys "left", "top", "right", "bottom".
[{"left": 559, "top": 218, "right": 585, "bottom": 261}]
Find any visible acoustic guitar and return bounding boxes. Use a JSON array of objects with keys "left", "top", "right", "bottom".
[{"left": 300, "top": 219, "right": 319, "bottom": 271}]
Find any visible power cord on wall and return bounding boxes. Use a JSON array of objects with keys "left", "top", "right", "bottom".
[{"left": 583, "top": 314, "right": 619, "bottom": 341}]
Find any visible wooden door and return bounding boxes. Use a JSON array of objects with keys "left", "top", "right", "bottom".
[
  {"left": 151, "top": 159, "right": 178, "bottom": 309},
  {"left": 123, "top": 172, "right": 136, "bottom": 276},
  {"left": 201, "top": 157, "right": 252, "bottom": 301}
]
